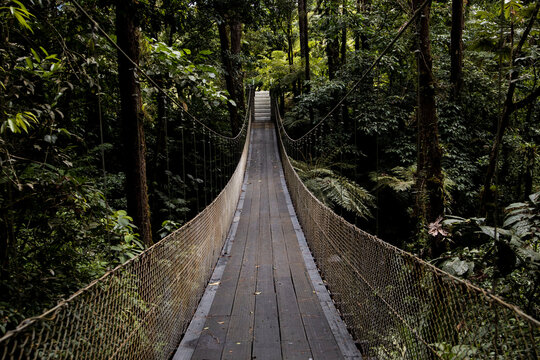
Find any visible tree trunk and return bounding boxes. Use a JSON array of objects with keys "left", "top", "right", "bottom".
[
  {"left": 230, "top": 20, "right": 245, "bottom": 116},
  {"left": 450, "top": 0, "right": 464, "bottom": 100},
  {"left": 341, "top": 0, "right": 347, "bottom": 65},
  {"left": 355, "top": 0, "right": 370, "bottom": 51},
  {"left": 116, "top": 0, "right": 153, "bottom": 247},
  {"left": 286, "top": 17, "right": 298, "bottom": 97},
  {"left": 326, "top": 39, "right": 340, "bottom": 80},
  {"left": 298, "top": 0, "right": 310, "bottom": 92},
  {"left": 218, "top": 21, "right": 240, "bottom": 135},
  {"left": 326, "top": 0, "right": 340, "bottom": 80},
  {"left": 413, "top": 0, "right": 444, "bottom": 256}
]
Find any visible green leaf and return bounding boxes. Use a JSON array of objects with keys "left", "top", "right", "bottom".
[
  {"left": 30, "top": 48, "right": 40, "bottom": 62},
  {"left": 13, "top": 11, "right": 33, "bottom": 33},
  {"left": 24, "top": 57, "right": 33, "bottom": 69}
]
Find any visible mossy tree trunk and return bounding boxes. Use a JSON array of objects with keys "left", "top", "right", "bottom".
[{"left": 116, "top": 0, "right": 153, "bottom": 247}]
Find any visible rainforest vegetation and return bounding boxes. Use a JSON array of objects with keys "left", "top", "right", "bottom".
[{"left": 0, "top": 0, "right": 539, "bottom": 335}]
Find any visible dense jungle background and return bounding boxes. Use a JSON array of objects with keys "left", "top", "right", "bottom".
[{"left": 0, "top": 0, "right": 538, "bottom": 334}]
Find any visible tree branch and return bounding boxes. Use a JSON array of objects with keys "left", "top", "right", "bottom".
[
  {"left": 512, "top": 86, "right": 540, "bottom": 111},
  {"left": 513, "top": 1, "right": 540, "bottom": 63}
]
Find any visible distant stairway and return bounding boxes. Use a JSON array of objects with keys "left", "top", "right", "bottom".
[{"left": 254, "top": 91, "right": 271, "bottom": 122}]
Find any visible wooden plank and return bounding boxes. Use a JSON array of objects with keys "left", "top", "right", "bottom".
[
  {"left": 252, "top": 127, "right": 281, "bottom": 360},
  {"left": 206, "top": 156, "right": 255, "bottom": 316},
  {"left": 275, "top": 277, "right": 312, "bottom": 359},
  {"left": 222, "top": 341, "right": 252, "bottom": 360},
  {"left": 191, "top": 315, "right": 229, "bottom": 360},
  {"left": 253, "top": 265, "right": 281, "bottom": 360},
  {"left": 225, "top": 132, "right": 262, "bottom": 345},
  {"left": 264, "top": 125, "right": 312, "bottom": 360},
  {"left": 281, "top": 340, "right": 314, "bottom": 360},
  {"left": 207, "top": 265, "right": 241, "bottom": 317}
]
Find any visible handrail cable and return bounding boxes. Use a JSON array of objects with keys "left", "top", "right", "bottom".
[
  {"left": 283, "top": 0, "right": 431, "bottom": 142},
  {"left": 71, "top": 0, "right": 248, "bottom": 141}
]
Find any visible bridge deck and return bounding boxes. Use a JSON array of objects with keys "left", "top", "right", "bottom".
[{"left": 175, "top": 92, "right": 358, "bottom": 360}]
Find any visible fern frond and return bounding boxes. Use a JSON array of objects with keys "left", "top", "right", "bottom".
[
  {"left": 291, "top": 158, "right": 375, "bottom": 219},
  {"left": 370, "top": 166, "right": 415, "bottom": 192},
  {"left": 321, "top": 176, "right": 375, "bottom": 219}
]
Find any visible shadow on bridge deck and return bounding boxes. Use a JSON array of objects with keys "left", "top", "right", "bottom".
[{"left": 174, "top": 92, "right": 361, "bottom": 360}]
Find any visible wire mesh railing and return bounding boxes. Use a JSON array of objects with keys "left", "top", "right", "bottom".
[
  {"left": 0, "top": 93, "right": 253, "bottom": 360},
  {"left": 273, "top": 98, "right": 540, "bottom": 360}
]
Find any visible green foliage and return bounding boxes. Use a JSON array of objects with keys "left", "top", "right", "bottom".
[
  {"left": 441, "top": 192, "right": 540, "bottom": 318},
  {"left": 370, "top": 166, "right": 415, "bottom": 192},
  {"left": 0, "top": 0, "right": 34, "bottom": 32},
  {"left": 142, "top": 38, "right": 229, "bottom": 110},
  {"left": 291, "top": 157, "right": 375, "bottom": 219},
  {"left": 0, "top": 111, "right": 38, "bottom": 134},
  {"left": 107, "top": 210, "right": 145, "bottom": 263},
  {"left": 255, "top": 50, "right": 302, "bottom": 91},
  {"left": 158, "top": 219, "right": 183, "bottom": 239}
]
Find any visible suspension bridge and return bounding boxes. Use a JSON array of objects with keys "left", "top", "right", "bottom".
[{"left": 0, "top": 89, "right": 538, "bottom": 360}]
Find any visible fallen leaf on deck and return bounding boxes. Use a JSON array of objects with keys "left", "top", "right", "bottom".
[
  {"left": 254, "top": 291, "right": 262, "bottom": 295},
  {"left": 208, "top": 281, "right": 220, "bottom": 286}
]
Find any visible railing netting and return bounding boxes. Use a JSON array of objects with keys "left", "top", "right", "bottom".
[
  {"left": 0, "top": 96, "right": 253, "bottom": 360},
  {"left": 274, "top": 98, "right": 540, "bottom": 360}
]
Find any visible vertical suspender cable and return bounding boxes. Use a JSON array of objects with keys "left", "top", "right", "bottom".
[{"left": 203, "top": 127, "right": 207, "bottom": 206}]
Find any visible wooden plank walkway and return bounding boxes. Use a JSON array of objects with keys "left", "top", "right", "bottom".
[{"left": 174, "top": 91, "right": 360, "bottom": 360}]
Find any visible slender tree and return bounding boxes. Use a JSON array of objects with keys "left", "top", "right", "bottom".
[
  {"left": 413, "top": 0, "right": 444, "bottom": 256},
  {"left": 217, "top": 20, "right": 241, "bottom": 135},
  {"left": 230, "top": 20, "right": 245, "bottom": 116},
  {"left": 116, "top": 0, "right": 153, "bottom": 246},
  {"left": 450, "top": 0, "right": 464, "bottom": 99},
  {"left": 325, "top": 0, "right": 340, "bottom": 80},
  {"left": 340, "top": 0, "right": 347, "bottom": 66},
  {"left": 354, "top": 0, "right": 370, "bottom": 51},
  {"left": 298, "top": 0, "right": 311, "bottom": 92}
]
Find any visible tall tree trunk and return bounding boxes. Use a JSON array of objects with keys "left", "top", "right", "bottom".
[
  {"left": 341, "top": 0, "right": 347, "bottom": 65},
  {"left": 218, "top": 21, "right": 240, "bottom": 135},
  {"left": 116, "top": 0, "right": 153, "bottom": 246},
  {"left": 286, "top": 17, "right": 298, "bottom": 97},
  {"left": 326, "top": 39, "right": 340, "bottom": 80},
  {"left": 298, "top": 0, "right": 310, "bottom": 92},
  {"left": 230, "top": 20, "right": 245, "bottom": 117},
  {"left": 413, "top": 0, "right": 444, "bottom": 256},
  {"left": 355, "top": 0, "right": 370, "bottom": 51},
  {"left": 450, "top": 0, "right": 464, "bottom": 100},
  {"left": 326, "top": 0, "right": 340, "bottom": 80}
]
